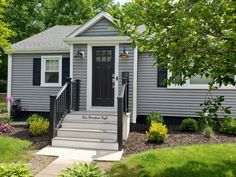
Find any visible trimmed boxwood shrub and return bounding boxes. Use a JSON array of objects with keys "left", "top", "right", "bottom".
[
  {"left": 220, "top": 118, "right": 236, "bottom": 135},
  {"left": 181, "top": 118, "right": 198, "bottom": 132},
  {"left": 0, "top": 163, "right": 32, "bottom": 177}
]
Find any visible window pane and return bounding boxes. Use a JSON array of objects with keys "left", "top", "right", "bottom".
[
  {"left": 45, "top": 72, "right": 59, "bottom": 83},
  {"left": 190, "top": 75, "right": 212, "bottom": 84},
  {"left": 45, "top": 59, "right": 59, "bottom": 71}
]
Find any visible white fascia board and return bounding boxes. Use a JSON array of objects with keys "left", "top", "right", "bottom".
[
  {"left": 67, "top": 12, "right": 114, "bottom": 38},
  {"left": 10, "top": 49, "right": 69, "bottom": 54},
  {"left": 64, "top": 36, "right": 131, "bottom": 44}
]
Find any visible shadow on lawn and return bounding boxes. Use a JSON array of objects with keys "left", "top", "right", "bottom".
[{"left": 110, "top": 160, "right": 236, "bottom": 177}]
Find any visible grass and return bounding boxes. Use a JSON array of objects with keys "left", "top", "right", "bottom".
[
  {"left": 0, "top": 136, "right": 32, "bottom": 163},
  {"left": 110, "top": 143, "right": 236, "bottom": 177}
]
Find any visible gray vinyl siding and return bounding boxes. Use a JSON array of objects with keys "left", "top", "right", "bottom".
[
  {"left": 137, "top": 52, "right": 236, "bottom": 117},
  {"left": 78, "top": 18, "right": 119, "bottom": 37},
  {"left": 11, "top": 53, "right": 69, "bottom": 112},
  {"left": 119, "top": 44, "right": 134, "bottom": 117},
  {"left": 73, "top": 44, "right": 87, "bottom": 110}
]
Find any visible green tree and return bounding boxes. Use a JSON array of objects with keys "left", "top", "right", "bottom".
[
  {"left": 4, "top": 0, "right": 45, "bottom": 43},
  {"left": 0, "top": 0, "right": 13, "bottom": 56},
  {"left": 112, "top": 0, "right": 236, "bottom": 87},
  {"left": 42, "top": 0, "right": 113, "bottom": 27}
]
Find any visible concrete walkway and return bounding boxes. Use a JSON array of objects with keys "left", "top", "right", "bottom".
[{"left": 35, "top": 147, "right": 123, "bottom": 177}]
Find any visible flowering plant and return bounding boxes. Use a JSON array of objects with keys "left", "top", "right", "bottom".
[
  {"left": 6, "top": 96, "right": 14, "bottom": 104},
  {"left": 0, "top": 123, "right": 14, "bottom": 134}
]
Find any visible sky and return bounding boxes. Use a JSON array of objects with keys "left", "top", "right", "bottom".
[{"left": 114, "top": 0, "right": 132, "bottom": 5}]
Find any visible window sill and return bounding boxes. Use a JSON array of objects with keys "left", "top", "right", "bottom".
[
  {"left": 167, "top": 84, "right": 236, "bottom": 90},
  {"left": 40, "top": 84, "right": 62, "bottom": 87}
]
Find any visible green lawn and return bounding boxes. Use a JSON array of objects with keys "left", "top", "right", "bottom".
[
  {"left": 0, "top": 136, "right": 32, "bottom": 163},
  {"left": 110, "top": 143, "right": 236, "bottom": 177}
]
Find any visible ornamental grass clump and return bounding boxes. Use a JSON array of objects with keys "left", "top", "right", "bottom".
[{"left": 146, "top": 121, "right": 168, "bottom": 143}]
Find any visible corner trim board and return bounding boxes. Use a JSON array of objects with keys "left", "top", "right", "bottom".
[
  {"left": 132, "top": 47, "right": 138, "bottom": 123},
  {"left": 70, "top": 45, "right": 73, "bottom": 78},
  {"left": 7, "top": 54, "right": 12, "bottom": 115}
]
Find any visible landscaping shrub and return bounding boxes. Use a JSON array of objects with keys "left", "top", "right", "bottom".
[
  {"left": 0, "top": 123, "right": 14, "bottom": 134},
  {"left": 180, "top": 118, "right": 198, "bottom": 132},
  {"left": 203, "top": 126, "right": 214, "bottom": 138},
  {"left": 198, "top": 94, "right": 232, "bottom": 129},
  {"left": 26, "top": 114, "right": 47, "bottom": 127},
  {"left": 2, "top": 116, "right": 12, "bottom": 124},
  {"left": 0, "top": 102, "right": 7, "bottom": 113},
  {"left": 29, "top": 119, "right": 49, "bottom": 136},
  {"left": 220, "top": 118, "right": 236, "bottom": 135},
  {"left": 0, "top": 163, "right": 32, "bottom": 177},
  {"left": 146, "top": 122, "right": 168, "bottom": 143},
  {"left": 58, "top": 163, "right": 107, "bottom": 177},
  {"left": 147, "top": 112, "right": 164, "bottom": 127}
]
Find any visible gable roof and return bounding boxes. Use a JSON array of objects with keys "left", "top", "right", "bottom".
[
  {"left": 12, "top": 25, "right": 80, "bottom": 53},
  {"left": 66, "top": 12, "right": 114, "bottom": 38}
]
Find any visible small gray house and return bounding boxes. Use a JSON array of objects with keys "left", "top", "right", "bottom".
[{"left": 7, "top": 12, "right": 236, "bottom": 150}]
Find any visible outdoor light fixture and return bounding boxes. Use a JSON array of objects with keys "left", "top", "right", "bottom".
[
  {"left": 119, "top": 47, "right": 129, "bottom": 59},
  {"left": 74, "top": 48, "right": 84, "bottom": 59}
]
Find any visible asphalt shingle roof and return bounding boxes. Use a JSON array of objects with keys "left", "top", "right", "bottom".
[{"left": 12, "top": 25, "right": 80, "bottom": 51}]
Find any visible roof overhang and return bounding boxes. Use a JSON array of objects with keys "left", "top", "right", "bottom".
[
  {"left": 8, "top": 48, "right": 69, "bottom": 54},
  {"left": 66, "top": 12, "right": 115, "bottom": 38},
  {"left": 64, "top": 36, "right": 131, "bottom": 44}
]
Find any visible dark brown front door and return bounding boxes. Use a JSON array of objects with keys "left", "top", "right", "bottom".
[{"left": 92, "top": 47, "right": 115, "bottom": 107}]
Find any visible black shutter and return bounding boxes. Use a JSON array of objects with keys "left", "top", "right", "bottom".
[
  {"left": 33, "top": 58, "right": 41, "bottom": 86},
  {"left": 62, "top": 58, "right": 70, "bottom": 85},
  {"left": 157, "top": 67, "right": 167, "bottom": 87}
]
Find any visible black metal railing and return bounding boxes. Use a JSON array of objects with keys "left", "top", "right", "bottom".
[
  {"left": 117, "top": 77, "right": 129, "bottom": 150},
  {"left": 49, "top": 78, "right": 80, "bottom": 145}
]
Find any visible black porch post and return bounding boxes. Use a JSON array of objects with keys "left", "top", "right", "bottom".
[
  {"left": 117, "top": 96, "right": 123, "bottom": 151},
  {"left": 49, "top": 95, "right": 56, "bottom": 145},
  {"left": 75, "top": 79, "right": 80, "bottom": 111},
  {"left": 66, "top": 77, "right": 72, "bottom": 113}
]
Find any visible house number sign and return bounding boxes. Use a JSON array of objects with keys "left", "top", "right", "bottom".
[{"left": 82, "top": 115, "right": 108, "bottom": 120}]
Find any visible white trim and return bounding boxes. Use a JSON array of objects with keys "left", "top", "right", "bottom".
[
  {"left": 132, "top": 47, "right": 138, "bottom": 123},
  {"left": 86, "top": 44, "right": 119, "bottom": 111},
  {"left": 9, "top": 49, "right": 69, "bottom": 54},
  {"left": 40, "top": 56, "right": 62, "bottom": 87},
  {"left": 86, "top": 44, "right": 92, "bottom": 110},
  {"left": 168, "top": 72, "right": 236, "bottom": 89},
  {"left": 67, "top": 12, "right": 114, "bottom": 38},
  {"left": 64, "top": 36, "right": 130, "bottom": 44},
  {"left": 70, "top": 45, "right": 73, "bottom": 78},
  {"left": 7, "top": 55, "right": 12, "bottom": 115}
]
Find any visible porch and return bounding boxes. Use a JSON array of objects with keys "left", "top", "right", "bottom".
[{"left": 48, "top": 77, "right": 130, "bottom": 151}]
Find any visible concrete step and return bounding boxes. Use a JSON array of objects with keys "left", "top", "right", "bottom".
[
  {"left": 57, "top": 128, "right": 117, "bottom": 140},
  {"left": 52, "top": 137, "right": 118, "bottom": 150},
  {"left": 65, "top": 111, "right": 117, "bottom": 122},
  {"left": 62, "top": 120, "right": 117, "bottom": 130}
]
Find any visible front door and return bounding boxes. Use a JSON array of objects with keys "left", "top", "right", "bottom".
[{"left": 92, "top": 46, "right": 115, "bottom": 107}]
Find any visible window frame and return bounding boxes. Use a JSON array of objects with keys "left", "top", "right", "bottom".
[
  {"left": 41, "top": 56, "right": 62, "bottom": 87},
  {"left": 167, "top": 72, "right": 236, "bottom": 89}
]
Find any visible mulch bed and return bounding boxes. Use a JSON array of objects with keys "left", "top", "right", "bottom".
[
  {"left": 11, "top": 125, "right": 57, "bottom": 176},
  {"left": 124, "top": 124, "right": 236, "bottom": 156},
  {"left": 12, "top": 125, "right": 49, "bottom": 150}
]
